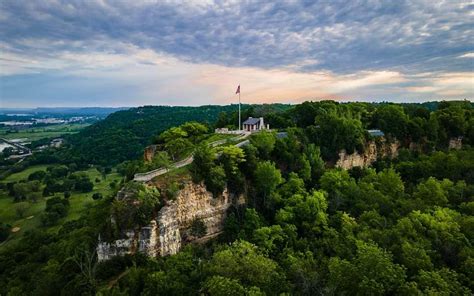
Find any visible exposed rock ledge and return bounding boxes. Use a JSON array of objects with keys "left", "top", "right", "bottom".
[
  {"left": 97, "top": 182, "right": 244, "bottom": 261},
  {"left": 336, "top": 140, "right": 400, "bottom": 170}
]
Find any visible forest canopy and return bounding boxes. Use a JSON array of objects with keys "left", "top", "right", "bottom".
[{"left": 0, "top": 100, "right": 473, "bottom": 295}]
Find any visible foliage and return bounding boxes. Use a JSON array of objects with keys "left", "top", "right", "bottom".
[
  {"left": 92, "top": 193, "right": 103, "bottom": 200},
  {"left": 328, "top": 240, "right": 407, "bottom": 295},
  {"left": 190, "top": 219, "right": 207, "bottom": 238},
  {"left": 189, "top": 144, "right": 215, "bottom": 183},
  {"left": 0, "top": 223, "right": 11, "bottom": 242},
  {"left": 41, "top": 197, "right": 70, "bottom": 226},
  {"left": 56, "top": 105, "right": 240, "bottom": 166},
  {"left": 206, "top": 165, "right": 227, "bottom": 197},
  {"left": 207, "top": 241, "right": 288, "bottom": 294},
  {"left": 249, "top": 131, "right": 276, "bottom": 159},
  {"left": 1, "top": 100, "right": 473, "bottom": 295},
  {"left": 253, "top": 161, "right": 283, "bottom": 209}
]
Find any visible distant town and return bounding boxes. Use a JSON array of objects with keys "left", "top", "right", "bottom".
[{"left": 0, "top": 107, "right": 127, "bottom": 158}]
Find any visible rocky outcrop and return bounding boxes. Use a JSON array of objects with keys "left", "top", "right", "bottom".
[
  {"left": 97, "top": 182, "right": 243, "bottom": 261},
  {"left": 336, "top": 139, "right": 399, "bottom": 170},
  {"left": 448, "top": 137, "right": 463, "bottom": 150},
  {"left": 144, "top": 145, "right": 158, "bottom": 162}
]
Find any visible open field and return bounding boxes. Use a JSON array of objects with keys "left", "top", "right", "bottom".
[
  {"left": 1, "top": 165, "right": 49, "bottom": 183},
  {"left": 0, "top": 123, "right": 90, "bottom": 142},
  {"left": 0, "top": 167, "right": 122, "bottom": 248}
]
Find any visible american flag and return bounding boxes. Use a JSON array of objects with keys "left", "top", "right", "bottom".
[{"left": 235, "top": 85, "right": 240, "bottom": 94}]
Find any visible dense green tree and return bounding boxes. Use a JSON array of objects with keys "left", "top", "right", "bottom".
[
  {"left": 207, "top": 240, "right": 288, "bottom": 294},
  {"left": 0, "top": 222, "right": 11, "bottom": 242},
  {"left": 328, "top": 241, "right": 407, "bottom": 295},
  {"left": 412, "top": 177, "right": 449, "bottom": 210},
  {"left": 75, "top": 177, "right": 94, "bottom": 193},
  {"left": 249, "top": 131, "right": 276, "bottom": 159},
  {"left": 165, "top": 138, "right": 192, "bottom": 160},
  {"left": 180, "top": 122, "right": 208, "bottom": 139},
  {"left": 240, "top": 144, "right": 259, "bottom": 177},
  {"left": 254, "top": 161, "right": 283, "bottom": 208},
  {"left": 320, "top": 169, "right": 356, "bottom": 213},
  {"left": 190, "top": 144, "right": 215, "bottom": 183},
  {"left": 28, "top": 170, "right": 46, "bottom": 181},
  {"left": 372, "top": 104, "right": 409, "bottom": 140},
  {"left": 305, "top": 143, "right": 325, "bottom": 184},
  {"left": 12, "top": 180, "right": 42, "bottom": 202},
  {"left": 415, "top": 268, "right": 470, "bottom": 295},
  {"left": 219, "top": 146, "right": 246, "bottom": 194},
  {"left": 148, "top": 151, "right": 171, "bottom": 171},
  {"left": 206, "top": 165, "right": 226, "bottom": 197},
  {"left": 41, "top": 197, "right": 70, "bottom": 226},
  {"left": 279, "top": 172, "right": 306, "bottom": 200},
  {"left": 159, "top": 126, "right": 188, "bottom": 143},
  {"left": 252, "top": 225, "right": 296, "bottom": 257},
  {"left": 311, "top": 111, "right": 366, "bottom": 160},
  {"left": 203, "top": 276, "right": 249, "bottom": 296},
  {"left": 276, "top": 190, "right": 328, "bottom": 236},
  {"left": 219, "top": 146, "right": 245, "bottom": 176}
]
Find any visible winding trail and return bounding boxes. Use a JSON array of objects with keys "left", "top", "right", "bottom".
[{"left": 133, "top": 132, "right": 250, "bottom": 182}]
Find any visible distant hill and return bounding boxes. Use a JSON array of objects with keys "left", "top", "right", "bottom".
[
  {"left": 0, "top": 107, "right": 129, "bottom": 116},
  {"left": 64, "top": 104, "right": 291, "bottom": 165},
  {"left": 33, "top": 107, "right": 130, "bottom": 116}
]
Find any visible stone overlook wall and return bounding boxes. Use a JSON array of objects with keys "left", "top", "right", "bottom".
[
  {"left": 336, "top": 140, "right": 400, "bottom": 170},
  {"left": 97, "top": 182, "right": 243, "bottom": 261}
]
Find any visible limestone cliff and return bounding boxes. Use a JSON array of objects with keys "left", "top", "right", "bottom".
[
  {"left": 336, "top": 139, "right": 399, "bottom": 170},
  {"left": 97, "top": 182, "right": 243, "bottom": 261}
]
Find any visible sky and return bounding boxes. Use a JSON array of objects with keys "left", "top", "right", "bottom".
[{"left": 0, "top": 0, "right": 473, "bottom": 108}]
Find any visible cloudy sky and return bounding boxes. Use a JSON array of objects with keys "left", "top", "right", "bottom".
[{"left": 0, "top": 0, "right": 473, "bottom": 107}]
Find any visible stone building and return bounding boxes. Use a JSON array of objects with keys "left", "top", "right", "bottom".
[{"left": 242, "top": 117, "right": 269, "bottom": 132}]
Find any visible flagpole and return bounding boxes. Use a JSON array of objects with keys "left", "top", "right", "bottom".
[{"left": 238, "top": 85, "right": 241, "bottom": 131}]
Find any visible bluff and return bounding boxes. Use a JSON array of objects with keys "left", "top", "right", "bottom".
[
  {"left": 97, "top": 182, "right": 244, "bottom": 261},
  {"left": 335, "top": 136, "right": 464, "bottom": 170},
  {"left": 336, "top": 139, "right": 400, "bottom": 169}
]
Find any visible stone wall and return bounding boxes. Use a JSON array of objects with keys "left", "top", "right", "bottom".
[
  {"left": 97, "top": 182, "right": 243, "bottom": 261},
  {"left": 336, "top": 139, "right": 399, "bottom": 170}
]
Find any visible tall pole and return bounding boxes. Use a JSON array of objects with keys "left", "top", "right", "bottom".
[{"left": 238, "top": 88, "right": 241, "bottom": 131}]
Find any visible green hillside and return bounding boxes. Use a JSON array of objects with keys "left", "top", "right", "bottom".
[{"left": 63, "top": 104, "right": 291, "bottom": 165}]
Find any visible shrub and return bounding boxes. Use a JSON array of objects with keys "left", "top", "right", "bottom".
[
  {"left": 92, "top": 193, "right": 103, "bottom": 200},
  {"left": 190, "top": 219, "right": 207, "bottom": 238},
  {"left": 0, "top": 222, "right": 11, "bottom": 242}
]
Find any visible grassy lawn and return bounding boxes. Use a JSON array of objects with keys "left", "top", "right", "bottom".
[
  {"left": 0, "top": 167, "right": 122, "bottom": 248},
  {"left": 2, "top": 165, "right": 49, "bottom": 183},
  {"left": 0, "top": 123, "right": 90, "bottom": 142},
  {"left": 202, "top": 133, "right": 235, "bottom": 145}
]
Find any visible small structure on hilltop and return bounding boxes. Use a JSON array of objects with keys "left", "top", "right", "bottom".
[
  {"left": 242, "top": 117, "right": 269, "bottom": 132},
  {"left": 367, "top": 129, "right": 384, "bottom": 137}
]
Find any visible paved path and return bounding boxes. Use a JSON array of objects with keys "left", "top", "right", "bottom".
[{"left": 134, "top": 132, "right": 250, "bottom": 182}]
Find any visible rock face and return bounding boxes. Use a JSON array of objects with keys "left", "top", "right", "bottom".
[
  {"left": 97, "top": 182, "right": 242, "bottom": 261},
  {"left": 336, "top": 140, "right": 399, "bottom": 170},
  {"left": 448, "top": 137, "right": 463, "bottom": 150},
  {"left": 143, "top": 145, "right": 158, "bottom": 162}
]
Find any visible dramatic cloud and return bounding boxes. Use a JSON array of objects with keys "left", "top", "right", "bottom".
[{"left": 0, "top": 0, "right": 472, "bottom": 107}]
